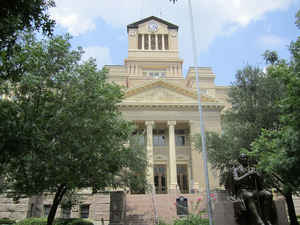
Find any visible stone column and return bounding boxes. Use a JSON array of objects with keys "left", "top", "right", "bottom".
[
  {"left": 189, "top": 120, "right": 202, "bottom": 192},
  {"left": 168, "top": 120, "right": 178, "bottom": 192},
  {"left": 145, "top": 121, "right": 155, "bottom": 189},
  {"left": 142, "top": 34, "right": 144, "bottom": 50}
]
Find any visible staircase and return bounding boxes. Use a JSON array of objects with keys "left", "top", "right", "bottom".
[{"left": 126, "top": 214, "right": 149, "bottom": 225}]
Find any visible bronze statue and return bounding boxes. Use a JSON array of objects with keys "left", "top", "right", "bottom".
[{"left": 229, "top": 153, "right": 275, "bottom": 225}]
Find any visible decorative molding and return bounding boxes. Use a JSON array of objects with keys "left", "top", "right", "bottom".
[
  {"left": 154, "top": 154, "right": 168, "bottom": 161},
  {"left": 118, "top": 102, "right": 224, "bottom": 111}
]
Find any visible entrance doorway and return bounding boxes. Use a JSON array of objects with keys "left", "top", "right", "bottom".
[
  {"left": 177, "top": 164, "right": 189, "bottom": 193},
  {"left": 154, "top": 165, "right": 167, "bottom": 194}
]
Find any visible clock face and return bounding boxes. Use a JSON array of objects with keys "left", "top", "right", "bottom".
[{"left": 148, "top": 22, "right": 158, "bottom": 32}]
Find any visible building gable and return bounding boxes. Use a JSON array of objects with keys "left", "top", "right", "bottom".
[
  {"left": 127, "top": 16, "right": 178, "bottom": 32},
  {"left": 123, "top": 80, "right": 218, "bottom": 104}
]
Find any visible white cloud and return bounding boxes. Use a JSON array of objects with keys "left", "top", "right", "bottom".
[
  {"left": 82, "top": 46, "right": 112, "bottom": 69},
  {"left": 258, "top": 34, "right": 288, "bottom": 48},
  {"left": 50, "top": 0, "right": 296, "bottom": 68}
]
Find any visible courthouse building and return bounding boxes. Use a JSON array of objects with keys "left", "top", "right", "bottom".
[
  {"left": 0, "top": 16, "right": 232, "bottom": 224},
  {"left": 105, "top": 16, "right": 229, "bottom": 194}
]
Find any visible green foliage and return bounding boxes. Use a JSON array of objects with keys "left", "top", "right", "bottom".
[
  {"left": 123, "top": 134, "right": 148, "bottom": 193},
  {"left": 247, "top": 10, "right": 300, "bottom": 225},
  {"left": 249, "top": 11, "right": 300, "bottom": 196},
  {"left": 15, "top": 218, "right": 93, "bottom": 225},
  {"left": 250, "top": 128, "right": 300, "bottom": 193},
  {"left": 157, "top": 219, "right": 170, "bottom": 225},
  {"left": 296, "top": 9, "right": 300, "bottom": 29},
  {"left": 15, "top": 218, "right": 47, "bottom": 225},
  {"left": 0, "top": 218, "right": 16, "bottom": 225},
  {"left": 0, "top": 0, "right": 56, "bottom": 81},
  {"left": 173, "top": 215, "right": 209, "bottom": 225},
  {"left": 197, "top": 65, "right": 284, "bottom": 185},
  {"left": 263, "top": 50, "right": 279, "bottom": 65},
  {"left": 0, "top": 33, "right": 143, "bottom": 225},
  {"left": 68, "top": 219, "right": 93, "bottom": 225}
]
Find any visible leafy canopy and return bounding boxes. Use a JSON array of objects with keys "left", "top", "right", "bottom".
[
  {"left": 0, "top": 0, "right": 56, "bottom": 81},
  {"left": 0, "top": 33, "right": 146, "bottom": 225}
]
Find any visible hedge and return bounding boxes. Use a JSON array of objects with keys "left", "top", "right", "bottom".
[
  {"left": 15, "top": 218, "right": 93, "bottom": 225},
  {"left": 0, "top": 218, "right": 16, "bottom": 225}
]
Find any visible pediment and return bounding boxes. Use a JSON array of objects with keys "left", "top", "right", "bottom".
[
  {"left": 123, "top": 80, "right": 218, "bottom": 104},
  {"left": 127, "top": 16, "right": 178, "bottom": 32}
]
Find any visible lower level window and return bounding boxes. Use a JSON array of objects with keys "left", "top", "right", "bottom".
[
  {"left": 80, "top": 205, "right": 90, "bottom": 218},
  {"left": 44, "top": 205, "right": 51, "bottom": 217},
  {"left": 61, "top": 206, "right": 71, "bottom": 218}
]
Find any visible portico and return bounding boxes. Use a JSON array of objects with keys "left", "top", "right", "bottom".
[{"left": 129, "top": 118, "right": 213, "bottom": 194}]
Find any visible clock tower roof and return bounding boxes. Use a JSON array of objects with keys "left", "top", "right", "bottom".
[{"left": 127, "top": 16, "right": 178, "bottom": 32}]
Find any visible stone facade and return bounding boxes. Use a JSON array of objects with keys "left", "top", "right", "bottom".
[{"left": 105, "top": 16, "right": 228, "bottom": 193}]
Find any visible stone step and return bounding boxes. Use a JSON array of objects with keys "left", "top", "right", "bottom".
[{"left": 126, "top": 214, "right": 151, "bottom": 225}]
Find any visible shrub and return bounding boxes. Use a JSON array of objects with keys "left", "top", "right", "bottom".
[
  {"left": 157, "top": 219, "right": 169, "bottom": 225},
  {"left": 53, "top": 219, "right": 77, "bottom": 225},
  {"left": 173, "top": 215, "right": 209, "bottom": 225},
  {"left": 15, "top": 218, "right": 93, "bottom": 225},
  {"left": 15, "top": 218, "right": 46, "bottom": 225},
  {"left": 0, "top": 218, "right": 16, "bottom": 225},
  {"left": 68, "top": 219, "right": 93, "bottom": 225}
]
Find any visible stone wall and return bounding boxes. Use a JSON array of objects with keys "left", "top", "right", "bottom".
[
  {"left": 126, "top": 193, "right": 207, "bottom": 225},
  {"left": 0, "top": 196, "right": 29, "bottom": 220},
  {"left": 0, "top": 193, "right": 111, "bottom": 225}
]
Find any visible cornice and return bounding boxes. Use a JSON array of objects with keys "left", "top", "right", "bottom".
[{"left": 118, "top": 102, "right": 224, "bottom": 111}]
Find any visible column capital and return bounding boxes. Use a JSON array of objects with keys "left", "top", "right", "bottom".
[
  {"left": 167, "top": 120, "right": 176, "bottom": 126},
  {"left": 145, "top": 121, "right": 155, "bottom": 126}
]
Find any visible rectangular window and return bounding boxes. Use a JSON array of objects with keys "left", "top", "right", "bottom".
[
  {"left": 144, "top": 34, "right": 149, "bottom": 50},
  {"left": 132, "top": 129, "right": 145, "bottom": 146},
  {"left": 153, "top": 129, "right": 166, "bottom": 146},
  {"left": 164, "top": 34, "right": 169, "bottom": 50},
  {"left": 44, "top": 205, "right": 51, "bottom": 217},
  {"left": 175, "top": 130, "right": 186, "bottom": 146},
  {"left": 177, "top": 165, "right": 189, "bottom": 194},
  {"left": 138, "top": 34, "right": 142, "bottom": 49},
  {"left": 158, "top": 34, "right": 162, "bottom": 50},
  {"left": 61, "top": 206, "right": 71, "bottom": 219},
  {"left": 151, "top": 34, "right": 156, "bottom": 50},
  {"left": 80, "top": 205, "right": 90, "bottom": 218}
]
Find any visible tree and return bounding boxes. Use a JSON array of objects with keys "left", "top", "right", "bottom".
[
  {"left": 250, "top": 11, "right": 300, "bottom": 224},
  {"left": 115, "top": 134, "right": 148, "bottom": 194},
  {"left": 0, "top": 0, "right": 55, "bottom": 81},
  {"left": 203, "top": 10, "right": 300, "bottom": 225},
  {"left": 197, "top": 65, "right": 284, "bottom": 169},
  {"left": 0, "top": 33, "right": 143, "bottom": 225}
]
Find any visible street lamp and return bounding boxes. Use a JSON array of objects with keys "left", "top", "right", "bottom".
[{"left": 170, "top": 1, "right": 214, "bottom": 225}]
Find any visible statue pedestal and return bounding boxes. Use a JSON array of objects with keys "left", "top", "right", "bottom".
[{"left": 212, "top": 191, "right": 289, "bottom": 225}]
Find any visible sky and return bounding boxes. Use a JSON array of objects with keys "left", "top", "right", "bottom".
[{"left": 50, "top": 0, "right": 300, "bottom": 86}]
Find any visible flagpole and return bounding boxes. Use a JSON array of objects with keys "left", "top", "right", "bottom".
[{"left": 187, "top": 0, "right": 214, "bottom": 225}]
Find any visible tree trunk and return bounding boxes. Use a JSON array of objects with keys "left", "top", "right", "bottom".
[
  {"left": 47, "top": 184, "right": 67, "bottom": 225},
  {"left": 285, "top": 192, "right": 299, "bottom": 225}
]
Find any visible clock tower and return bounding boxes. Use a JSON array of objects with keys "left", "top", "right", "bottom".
[{"left": 125, "top": 16, "right": 183, "bottom": 79}]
